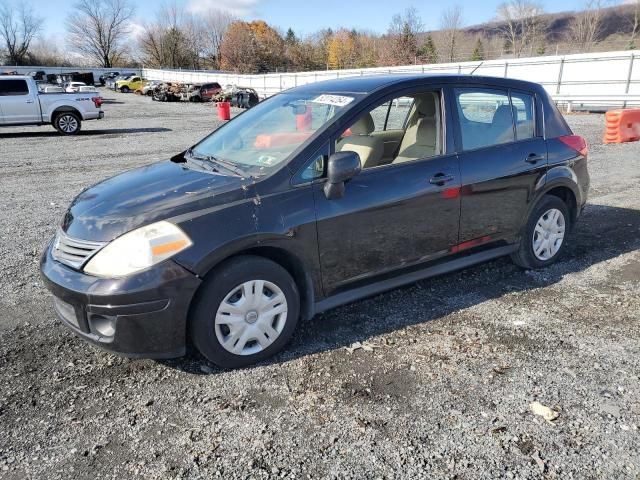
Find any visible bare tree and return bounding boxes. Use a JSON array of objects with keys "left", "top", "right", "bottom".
[
  {"left": 630, "top": 0, "right": 640, "bottom": 48},
  {"left": 496, "top": 0, "right": 545, "bottom": 58},
  {"left": 138, "top": 3, "right": 207, "bottom": 69},
  {"left": 384, "top": 6, "right": 423, "bottom": 65},
  {"left": 0, "top": 1, "right": 43, "bottom": 65},
  {"left": 440, "top": 5, "right": 463, "bottom": 62},
  {"left": 568, "top": 0, "right": 606, "bottom": 52},
  {"left": 202, "top": 10, "right": 235, "bottom": 69},
  {"left": 66, "top": 0, "right": 134, "bottom": 67}
]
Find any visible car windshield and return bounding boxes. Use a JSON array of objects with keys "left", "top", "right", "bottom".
[{"left": 191, "top": 92, "right": 358, "bottom": 176}]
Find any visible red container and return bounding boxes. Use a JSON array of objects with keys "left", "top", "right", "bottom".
[
  {"left": 296, "top": 106, "right": 312, "bottom": 131},
  {"left": 217, "top": 101, "right": 231, "bottom": 121}
]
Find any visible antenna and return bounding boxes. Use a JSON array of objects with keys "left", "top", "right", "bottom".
[{"left": 470, "top": 62, "right": 484, "bottom": 75}]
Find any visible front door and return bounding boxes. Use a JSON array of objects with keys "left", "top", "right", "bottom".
[
  {"left": 0, "top": 79, "right": 40, "bottom": 124},
  {"left": 452, "top": 87, "right": 547, "bottom": 244},
  {"left": 312, "top": 88, "right": 460, "bottom": 295}
]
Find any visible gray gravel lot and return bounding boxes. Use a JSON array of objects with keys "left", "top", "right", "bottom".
[{"left": 0, "top": 92, "right": 639, "bottom": 479}]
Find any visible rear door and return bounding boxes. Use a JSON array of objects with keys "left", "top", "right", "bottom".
[
  {"left": 452, "top": 86, "right": 547, "bottom": 245},
  {"left": 0, "top": 78, "right": 40, "bottom": 124}
]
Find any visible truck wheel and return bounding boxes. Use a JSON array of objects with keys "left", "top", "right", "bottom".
[
  {"left": 190, "top": 256, "right": 300, "bottom": 369},
  {"left": 120, "top": 86, "right": 129, "bottom": 93},
  {"left": 53, "top": 112, "right": 82, "bottom": 135},
  {"left": 511, "top": 195, "right": 570, "bottom": 269}
]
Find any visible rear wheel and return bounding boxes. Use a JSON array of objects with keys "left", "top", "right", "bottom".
[
  {"left": 190, "top": 256, "right": 300, "bottom": 368},
  {"left": 120, "top": 86, "right": 129, "bottom": 93},
  {"left": 53, "top": 112, "right": 81, "bottom": 135},
  {"left": 511, "top": 195, "right": 570, "bottom": 269}
]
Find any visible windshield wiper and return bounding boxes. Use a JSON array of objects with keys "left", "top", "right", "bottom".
[
  {"left": 207, "top": 156, "right": 247, "bottom": 177},
  {"left": 184, "top": 149, "right": 219, "bottom": 173},
  {"left": 188, "top": 148, "right": 246, "bottom": 177}
]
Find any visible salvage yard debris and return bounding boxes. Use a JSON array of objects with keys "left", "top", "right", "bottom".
[
  {"left": 529, "top": 401, "right": 560, "bottom": 422},
  {"left": 344, "top": 341, "right": 380, "bottom": 353}
]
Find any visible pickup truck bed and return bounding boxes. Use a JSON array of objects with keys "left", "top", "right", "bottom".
[{"left": 0, "top": 76, "right": 104, "bottom": 134}]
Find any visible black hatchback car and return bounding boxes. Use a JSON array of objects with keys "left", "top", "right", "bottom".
[{"left": 41, "top": 75, "right": 589, "bottom": 368}]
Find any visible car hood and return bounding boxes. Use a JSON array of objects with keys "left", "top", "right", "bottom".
[{"left": 62, "top": 160, "right": 250, "bottom": 242}]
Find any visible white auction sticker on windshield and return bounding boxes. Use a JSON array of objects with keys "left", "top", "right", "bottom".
[{"left": 311, "top": 94, "right": 354, "bottom": 107}]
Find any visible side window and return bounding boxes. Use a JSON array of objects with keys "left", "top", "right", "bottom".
[
  {"left": 510, "top": 91, "right": 536, "bottom": 140},
  {"left": 454, "top": 88, "right": 514, "bottom": 151},
  {"left": 0, "top": 79, "right": 29, "bottom": 96},
  {"left": 385, "top": 97, "right": 413, "bottom": 130},
  {"left": 369, "top": 101, "right": 390, "bottom": 131},
  {"left": 299, "top": 153, "right": 326, "bottom": 182},
  {"left": 336, "top": 90, "right": 442, "bottom": 169},
  {"left": 368, "top": 98, "right": 413, "bottom": 132}
]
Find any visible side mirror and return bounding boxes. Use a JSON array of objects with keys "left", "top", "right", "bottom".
[{"left": 324, "top": 151, "right": 361, "bottom": 200}]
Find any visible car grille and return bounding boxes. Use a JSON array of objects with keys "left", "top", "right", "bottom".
[{"left": 52, "top": 229, "right": 106, "bottom": 270}]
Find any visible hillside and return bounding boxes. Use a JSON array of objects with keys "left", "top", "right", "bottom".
[{"left": 462, "top": 3, "right": 637, "bottom": 55}]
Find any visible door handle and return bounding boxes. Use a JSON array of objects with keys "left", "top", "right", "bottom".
[
  {"left": 525, "top": 153, "right": 545, "bottom": 164},
  {"left": 26, "top": 99, "right": 35, "bottom": 104},
  {"left": 429, "top": 173, "right": 455, "bottom": 185}
]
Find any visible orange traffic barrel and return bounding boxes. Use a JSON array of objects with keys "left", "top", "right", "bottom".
[
  {"left": 217, "top": 102, "right": 231, "bottom": 121},
  {"left": 604, "top": 108, "right": 640, "bottom": 144}
]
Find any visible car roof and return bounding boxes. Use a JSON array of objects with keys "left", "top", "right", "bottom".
[
  {"left": 0, "top": 75, "right": 32, "bottom": 80},
  {"left": 289, "top": 74, "right": 544, "bottom": 95}
]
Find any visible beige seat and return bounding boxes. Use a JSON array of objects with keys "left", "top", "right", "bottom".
[
  {"left": 491, "top": 104, "right": 517, "bottom": 144},
  {"left": 336, "top": 113, "right": 384, "bottom": 169},
  {"left": 394, "top": 94, "right": 440, "bottom": 164}
]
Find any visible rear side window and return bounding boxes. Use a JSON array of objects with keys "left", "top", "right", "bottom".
[
  {"left": 0, "top": 79, "right": 29, "bottom": 96},
  {"left": 511, "top": 91, "right": 535, "bottom": 140},
  {"left": 454, "top": 88, "right": 514, "bottom": 150}
]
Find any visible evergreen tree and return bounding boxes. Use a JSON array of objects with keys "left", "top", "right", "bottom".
[
  {"left": 285, "top": 28, "right": 297, "bottom": 45},
  {"left": 471, "top": 38, "right": 485, "bottom": 61},
  {"left": 418, "top": 34, "right": 438, "bottom": 63}
]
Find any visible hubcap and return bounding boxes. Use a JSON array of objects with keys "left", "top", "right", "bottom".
[
  {"left": 532, "top": 208, "right": 565, "bottom": 261},
  {"left": 214, "top": 280, "right": 287, "bottom": 356},
  {"left": 59, "top": 115, "right": 78, "bottom": 133}
]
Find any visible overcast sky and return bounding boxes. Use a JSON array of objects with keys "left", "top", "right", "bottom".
[{"left": 31, "top": 0, "right": 588, "bottom": 43}]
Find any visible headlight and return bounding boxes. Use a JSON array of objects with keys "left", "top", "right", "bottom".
[{"left": 83, "top": 221, "right": 192, "bottom": 277}]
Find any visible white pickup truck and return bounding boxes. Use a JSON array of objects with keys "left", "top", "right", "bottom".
[{"left": 0, "top": 76, "right": 104, "bottom": 135}]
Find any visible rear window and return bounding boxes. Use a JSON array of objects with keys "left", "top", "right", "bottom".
[{"left": 0, "top": 79, "right": 29, "bottom": 96}]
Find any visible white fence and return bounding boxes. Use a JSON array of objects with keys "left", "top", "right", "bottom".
[
  {"left": 7, "top": 50, "right": 640, "bottom": 108},
  {"left": 141, "top": 50, "right": 640, "bottom": 109}
]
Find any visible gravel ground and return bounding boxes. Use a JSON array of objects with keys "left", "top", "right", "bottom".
[{"left": 0, "top": 92, "right": 639, "bottom": 479}]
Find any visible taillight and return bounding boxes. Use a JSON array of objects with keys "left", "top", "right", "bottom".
[
  {"left": 558, "top": 135, "right": 588, "bottom": 156},
  {"left": 92, "top": 96, "right": 103, "bottom": 108}
]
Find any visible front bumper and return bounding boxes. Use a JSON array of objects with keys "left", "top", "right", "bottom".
[{"left": 40, "top": 243, "right": 201, "bottom": 359}]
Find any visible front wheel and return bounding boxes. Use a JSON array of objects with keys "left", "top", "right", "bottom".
[
  {"left": 511, "top": 195, "right": 570, "bottom": 269},
  {"left": 53, "top": 112, "right": 81, "bottom": 135},
  {"left": 120, "top": 86, "right": 129, "bottom": 93},
  {"left": 190, "top": 256, "right": 300, "bottom": 368}
]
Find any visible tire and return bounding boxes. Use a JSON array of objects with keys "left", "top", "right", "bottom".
[
  {"left": 53, "top": 112, "right": 81, "bottom": 135},
  {"left": 120, "top": 86, "right": 129, "bottom": 93},
  {"left": 511, "top": 195, "right": 570, "bottom": 269},
  {"left": 190, "top": 256, "right": 300, "bottom": 368}
]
